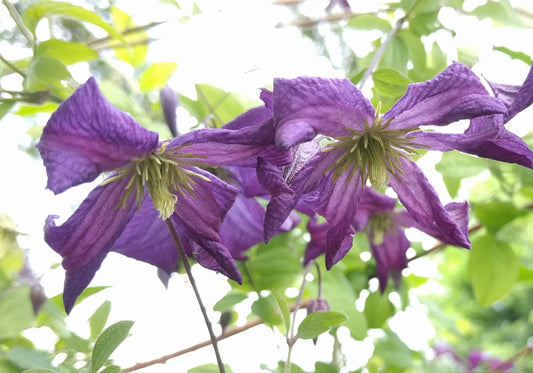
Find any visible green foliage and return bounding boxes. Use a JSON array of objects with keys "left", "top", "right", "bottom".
[
  {"left": 468, "top": 234, "right": 519, "bottom": 306},
  {"left": 139, "top": 62, "right": 178, "bottom": 92},
  {"left": 363, "top": 291, "right": 395, "bottom": 329},
  {"left": 297, "top": 311, "right": 346, "bottom": 340},
  {"left": 91, "top": 320, "right": 133, "bottom": 373}
]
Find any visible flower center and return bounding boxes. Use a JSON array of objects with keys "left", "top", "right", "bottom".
[
  {"left": 366, "top": 212, "right": 395, "bottom": 246},
  {"left": 103, "top": 142, "right": 209, "bottom": 220},
  {"left": 323, "top": 103, "right": 419, "bottom": 189}
]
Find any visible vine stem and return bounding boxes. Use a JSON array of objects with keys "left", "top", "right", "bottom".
[
  {"left": 2, "top": 0, "right": 34, "bottom": 48},
  {"left": 164, "top": 219, "right": 226, "bottom": 373},
  {"left": 285, "top": 261, "right": 313, "bottom": 373},
  {"left": 123, "top": 299, "right": 311, "bottom": 372}
]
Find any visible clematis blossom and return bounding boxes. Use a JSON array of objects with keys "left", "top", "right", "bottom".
[
  {"left": 37, "top": 77, "right": 291, "bottom": 312},
  {"left": 261, "top": 62, "right": 508, "bottom": 269},
  {"left": 304, "top": 188, "right": 469, "bottom": 292}
]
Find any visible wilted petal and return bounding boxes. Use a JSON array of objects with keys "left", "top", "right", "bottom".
[
  {"left": 371, "top": 228, "right": 410, "bottom": 293},
  {"left": 37, "top": 77, "right": 159, "bottom": 194},
  {"left": 385, "top": 62, "right": 506, "bottom": 129},
  {"left": 389, "top": 158, "right": 470, "bottom": 249},
  {"left": 273, "top": 77, "right": 375, "bottom": 146},
  {"left": 44, "top": 176, "right": 137, "bottom": 312}
]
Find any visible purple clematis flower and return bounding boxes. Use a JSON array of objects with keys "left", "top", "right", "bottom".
[
  {"left": 37, "top": 77, "right": 291, "bottom": 312},
  {"left": 261, "top": 62, "right": 508, "bottom": 269},
  {"left": 303, "top": 188, "right": 469, "bottom": 292}
]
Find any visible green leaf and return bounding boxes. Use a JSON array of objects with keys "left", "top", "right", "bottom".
[
  {"left": 297, "top": 311, "right": 346, "bottom": 339},
  {"left": 474, "top": 201, "right": 527, "bottom": 233},
  {"left": 373, "top": 332, "right": 413, "bottom": 369},
  {"left": 314, "top": 362, "right": 338, "bottom": 373},
  {"left": 272, "top": 290, "right": 291, "bottom": 333},
  {"left": 15, "top": 103, "right": 59, "bottom": 116},
  {"left": 246, "top": 243, "right": 301, "bottom": 291},
  {"left": 398, "top": 29, "right": 426, "bottom": 72},
  {"left": 111, "top": 6, "right": 147, "bottom": 67},
  {"left": 89, "top": 301, "right": 112, "bottom": 341},
  {"left": 493, "top": 46, "right": 532, "bottom": 65},
  {"left": 436, "top": 151, "right": 487, "bottom": 197},
  {"left": 188, "top": 364, "right": 233, "bottom": 373},
  {"left": 57, "top": 362, "right": 79, "bottom": 373},
  {"left": 20, "top": 370, "right": 58, "bottom": 373},
  {"left": 321, "top": 269, "right": 367, "bottom": 340},
  {"left": 467, "top": 234, "right": 518, "bottom": 306},
  {"left": 22, "top": 2, "right": 123, "bottom": 41},
  {"left": 518, "top": 265, "right": 533, "bottom": 283},
  {"left": 99, "top": 366, "right": 121, "bottom": 373},
  {"left": 0, "top": 286, "right": 35, "bottom": 338},
  {"left": 36, "top": 40, "right": 98, "bottom": 65},
  {"left": 51, "top": 286, "right": 110, "bottom": 311},
  {"left": 379, "top": 36, "right": 409, "bottom": 75},
  {"left": 470, "top": 0, "right": 522, "bottom": 27},
  {"left": 139, "top": 62, "right": 177, "bottom": 92},
  {"left": 213, "top": 292, "right": 248, "bottom": 312},
  {"left": 251, "top": 295, "right": 282, "bottom": 328},
  {"left": 23, "top": 56, "right": 71, "bottom": 92},
  {"left": 347, "top": 14, "right": 391, "bottom": 32},
  {"left": 91, "top": 320, "right": 134, "bottom": 373},
  {"left": 0, "top": 102, "right": 16, "bottom": 120},
  {"left": 364, "top": 291, "right": 395, "bottom": 328},
  {"left": 6, "top": 347, "right": 54, "bottom": 371},
  {"left": 372, "top": 69, "right": 411, "bottom": 97}
]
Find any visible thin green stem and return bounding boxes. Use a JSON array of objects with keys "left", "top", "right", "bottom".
[
  {"left": 284, "top": 344, "right": 294, "bottom": 373},
  {"left": 314, "top": 261, "right": 323, "bottom": 299},
  {"left": 2, "top": 0, "right": 34, "bottom": 48},
  {"left": 0, "top": 54, "right": 25, "bottom": 77},
  {"left": 165, "top": 219, "right": 226, "bottom": 373},
  {"left": 358, "top": 1, "right": 419, "bottom": 91}
]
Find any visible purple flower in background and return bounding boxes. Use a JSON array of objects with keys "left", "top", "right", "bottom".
[
  {"left": 262, "top": 62, "right": 507, "bottom": 269},
  {"left": 326, "top": 0, "right": 351, "bottom": 12},
  {"left": 433, "top": 344, "right": 513, "bottom": 372},
  {"left": 37, "top": 77, "right": 291, "bottom": 312},
  {"left": 304, "top": 188, "right": 469, "bottom": 292}
]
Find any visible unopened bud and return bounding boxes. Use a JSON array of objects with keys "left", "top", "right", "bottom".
[
  {"left": 307, "top": 298, "right": 330, "bottom": 315},
  {"left": 160, "top": 86, "right": 179, "bottom": 137}
]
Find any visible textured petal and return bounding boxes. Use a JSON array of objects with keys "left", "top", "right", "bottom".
[
  {"left": 112, "top": 194, "right": 177, "bottom": 275},
  {"left": 173, "top": 219, "right": 242, "bottom": 283},
  {"left": 320, "top": 170, "right": 364, "bottom": 269},
  {"left": 395, "top": 201, "right": 469, "bottom": 245},
  {"left": 170, "top": 119, "right": 292, "bottom": 167},
  {"left": 173, "top": 168, "right": 238, "bottom": 241},
  {"left": 273, "top": 77, "right": 375, "bottom": 145},
  {"left": 37, "top": 77, "right": 159, "bottom": 194},
  {"left": 505, "top": 64, "right": 533, "bottom": 121},
  {"left": 384, "top": 62, "right": 506, "bottom": 129},
  {"left": 389, "top": 158, "right": 470, "bottom": 249},
  {"left": 44, "top": 176, "right": 137, "bottom": 312},
  {"left": 413, "top": 116, "right": 533, "bottom": 169},
  {"left": 370, "top": 228, "right": 410, "bottom": 293}
]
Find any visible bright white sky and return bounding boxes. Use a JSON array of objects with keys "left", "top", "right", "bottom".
[{"left": 1, "top": 0, "right": 533, "bottom": 372}]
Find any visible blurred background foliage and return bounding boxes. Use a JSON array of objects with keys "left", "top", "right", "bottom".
[{"left": 1, "top": 0, "right": 533, "bottom": 372}]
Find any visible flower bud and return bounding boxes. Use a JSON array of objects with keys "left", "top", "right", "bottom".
[
  {"left": 307, "top": 298, "right": 330, "bottom": 315},
  {"left": 160, "top": 85, "right": 179, "bottom": 137}
]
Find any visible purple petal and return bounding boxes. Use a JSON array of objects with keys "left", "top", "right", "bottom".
[
  {"left": 395, "top": 202, "right": 469, "bottom": 245},
  {"left": 170, "top": 119, "right": 292, "bottom": 167},
  {"left": 173, "top": 219, "right": 242, "bottom": 283},
  {"left": 354, "top": 188, "right": 396, "bottom": 231},
  {"left": 385, "top": 62, "right": 506, "bottom": 129},
  {"left": 227, "top": 166, "right": 267, "bottom": 198},
  {"left": 112, "top": 194, "right": 177, "bottom": 275},
  {"left": 37, "top": 77, "right": 159, "bottom": 194},
  {"left": 389, "top": 158, "right": 470, "bottom": 249},
  {"left": 173, "top": 168, "right": 238, "bottom": 241},
  {"left": 413, "top": 116, "right": 533, "bottom": 169},
  {"left": 44, "top": 176, "right": 137, "bottom": 312},
  {"left": 303, "top": 215, "right": 352, "bottom": 265},
  {"left": 273, "top": 77, "right": 375, "bottom": 146},
  {"left": 370, "top": 227, "right": 410, "bottom": 293},
  {"left": 505, "top": 64, "right": 533, "bottom": 121},
  {"left": 318, "top": 170, "right": 364, "bottom": 268}
]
